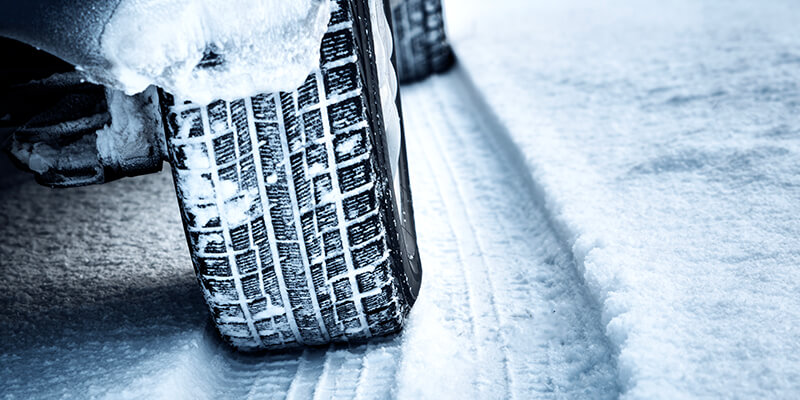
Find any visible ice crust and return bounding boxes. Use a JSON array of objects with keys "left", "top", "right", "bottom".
[{"left": 95, "top": 0, "right": 331, "bottom": 104}]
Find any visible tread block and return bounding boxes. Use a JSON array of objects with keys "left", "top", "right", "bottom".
[
  {"left": 324, "top": 63, "right": 359, "bottom": 98},
  {"left": 342, "top": 190, "right": 375, "bottom": 221},
  {"left": 334, "top": 128, "right": 368, "bottom": 163},
  {"left": 336, "top": 301, "right": 358, "bottom": 321},
  {"left": 342, "top": 318, "right": 361, "bottom": 330},
  {"left": 291, "top": 153, "right": 313, "bottom": 211},
  {"left": 347, "top": 214, "right": 381, "bottom": 246},
  {"left": 269, "top": 202, "right": 297, "bottom": 241},
  {"left": 327, "top": 96, "right": 363, "bottom": 134},
  {"left": 313, "top": 174, "right": 334, "bottom": 204},
  {"left": 218, "top": 164, "right": 239, "bottom": 188},
  {"left": 316, "top": 203, "right": 338, "bottom": 230},
  {"left": 192, "top": 231, "right": 226, "bottom": 254},
  {"left": 250, "top": 218, "right": 268, "bottom": 247},
  {"left": 239, "top": 157, "right": 259, "bottom": 191},
  {"left": 240, "top": 273, "right": 262, "bottom": 300},
  {"left": 320, "top": 29, "right": 355, "bottom": 65},
  {"left": 248, "top": 298, "right": 269, "bottom": 316},
  {"left": 298, "top": 75, "right": 320, "bottom": 109},
  {"left": 352, "top": 238, "right": 385, "bottom": 270},
  {"left": 198, "top": 257, "right": 231, "bottom": 277},
  {"left": 179, "top": 108, "right": 204, "bottom": 138},
  {"left": 361, "top": 290, "right": 390, "bottom": 314},
  {"left": 302, "top": 110, "right": 325, "bottom": 141},
  {"left": 237, "top": 127, "right": 253, "bottom": 157},
  {"left": 323, "top": 230, "right": 343, "bottom": 255},
  {"left": 208, "top": 100, "right": 229, "bottom": 134},
  {"left": 306, "top": 142, "right": 329, "bottom": 173},
  {"left": 337, "top": 159, "right": 372, "bottom": 193},
  {"left": 373, "top": 259, "right": 391, "bottom": 283},
  {"left": 332, "top": 278, "right": 353, "bottom": 301},
  {"left": 172, "top": 142, "right": 208, "bottom": 170},
  {"left": 252, "top": 94, "right": 278, "bottom": 121},
  {"left": 326, "top": 254, "right": 347, "bottom": 279},
  {"left": 259, "top": 254, "right": 284, "bottom": 308},
  {"left": 256, "top": 122, "right": 283, "bottom": 173},
  {"left": 235, "top": 249, "right": 258, "bottom": 275},
  {"left": 213, "top": 132, "right": 237, "bottom": 165},
  {"left": 229, "top": 224, "right": 250, "bottom": 251},
  {"left": 231, "top": 99, "right": 249, "bottom": 134},
  {"left": 280, "top": 93, "right": 304, "bottom": 153},
  {"left": 365, "top": 302, "right": 399, "bottom": 328},
  {"left": 203, "top": 278, "right": 237, "bottom": 300},
  {"left": 301, "top": 212, "right": 322, "bottom": 261},
  {"left": 328, "top": 0, "right": 349, "bottom": 25},
  {"left": 254, "top": 318, "right": 274, "bottom": 333},
  {"left": 219, "top": 322, "right": 251, "bottom": 338},
  {"left": 355, "top": 271, "right": 376, "bottom": 293}
]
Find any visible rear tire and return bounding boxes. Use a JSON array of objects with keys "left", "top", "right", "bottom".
[
  {"left": 391, "top": 0, "right": 454, "bottom": 82},
  {"left": 161, "top": 0, "right": 421, "bottom": 351}
]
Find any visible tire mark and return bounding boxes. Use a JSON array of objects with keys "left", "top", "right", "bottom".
[{"left": 410, "top": 86, "right": 512, "bottom": 399}]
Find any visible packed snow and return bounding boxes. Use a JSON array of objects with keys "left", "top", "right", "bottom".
[
  {"left": 446, "top": 0, "right": 800, "bottom": 397},
  {"left": 98, "top": 0, "right": 331, "bottom": 104},
  {"left": 96, "top": 87, "right": 165, "bottom": 171}
]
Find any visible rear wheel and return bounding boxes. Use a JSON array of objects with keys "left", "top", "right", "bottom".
[
  {"left": 391, "top": 0, "right": 454, "bottom": 82},
  {"left": 162, "top": 0, "right": 421, "bottom": 351}
]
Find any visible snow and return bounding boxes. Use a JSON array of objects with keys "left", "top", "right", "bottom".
[
  {"left": 446, "top": 0, "right": 800, "bottom": 397},
  {"left": 97, "top": 0, "right": 331, "bottom": 104},
  {"left": 96, "top": 86, "right": 165, "bottom": 171}
]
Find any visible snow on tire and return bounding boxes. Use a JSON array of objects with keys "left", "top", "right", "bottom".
[
  {"left": 161, "top": 0, "right": 421, "bottom": 351},
  {"left": 391, "top": 0, "right": 454, "bottom": 82}
]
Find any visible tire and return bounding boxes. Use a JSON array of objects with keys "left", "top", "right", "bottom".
[
  {"left": 391, "top": 0, "right": 454, "bottom": 83},
  {"left": 161, "top": 0, "right": 422, "bottom": 351}
]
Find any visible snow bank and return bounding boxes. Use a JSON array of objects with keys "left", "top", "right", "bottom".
[
  {"left": 94, "top": 0, "right": 330, "bottom": 104},
  {"left": 446, "top": 0, "right": 800, "bottom": 397}
]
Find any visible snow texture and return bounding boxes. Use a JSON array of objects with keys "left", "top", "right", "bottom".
[
  {"left": 446, "top": 0, "right": 800, "bottom": 398},
  {"left": 96, "top": 86, "right": 165, "bottom": 171},
  {"left": 97, "top": 0, "right": 331, "bottom": 104}
]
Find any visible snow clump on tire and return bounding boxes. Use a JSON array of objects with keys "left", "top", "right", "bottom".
[{"left": 97, "top": 0, "right": 331, "bottom": 104}]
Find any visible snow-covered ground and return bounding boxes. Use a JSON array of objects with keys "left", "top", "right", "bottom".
[
  {"left": 446, "top": 0, "right": 800, "bottom": 397},
  {"left": 3, "top": 0, "right": 800, "bottom": 398}
]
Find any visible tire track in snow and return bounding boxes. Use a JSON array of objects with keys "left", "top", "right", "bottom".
[
  {"left": 409, "top": 94, "right": 513, "bottom": 398},
  {"left": 396, "top": 72, "right": 618, "bottom": 399}
]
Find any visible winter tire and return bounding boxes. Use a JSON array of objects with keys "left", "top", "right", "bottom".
[
  {"left": 391, "top": 0, "right": 454, "bottom": 82},
  {"left": 161, "top": 0, "right": 422, "bottom": 351}
]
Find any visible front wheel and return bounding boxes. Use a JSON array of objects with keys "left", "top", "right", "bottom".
[{"left": 162, "top": 0, "right": 421, "bottom": 351}]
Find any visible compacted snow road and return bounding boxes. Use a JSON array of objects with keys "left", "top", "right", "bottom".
[{"left": 0, "top": 72, "right": 617, "bottom": 399}]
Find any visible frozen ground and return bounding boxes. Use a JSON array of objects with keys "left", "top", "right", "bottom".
[{"left": 3, "top": 0, "right": 800, "bottom": 398}]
